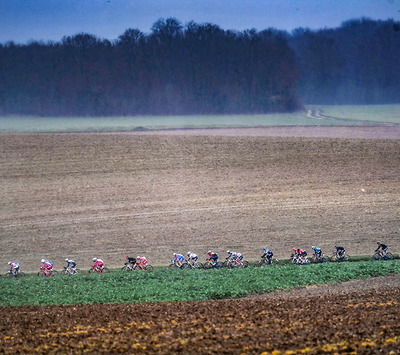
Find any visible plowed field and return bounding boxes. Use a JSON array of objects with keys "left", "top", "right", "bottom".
[
  {"left": 1, "top": 274, "right": 399, "bottom": 354},
  {"left": 1, "top": 126, "right": 400, "bottom": 353},
  {"left": 1, "top": 127, "right": 399, "bottom": 270}
]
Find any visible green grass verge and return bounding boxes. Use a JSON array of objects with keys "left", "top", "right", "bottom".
[{"left": 1, "top": 260, "right": 399, "bottom": 306}]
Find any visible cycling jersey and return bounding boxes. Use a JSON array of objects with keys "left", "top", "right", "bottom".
[
  {"left": 377, "top": 243, "right": 388, "bottom": 251},
  {"left": 127, "top": 257, "right": 136, "bottom": 264},
  {"left": 188, "top": 253, "right": 198, "bottom": 261},
  {"left": 43, "top": 261, "right": 53, "bottom": 269},
  {"left": 93, "top": 259, "right": 104, "bottom": 268},
  {"left": 10, "top": 262, "right": 20, "bottom": 271},
  {"left": 263, "top": 250, "right": 273, "bottom": 258},
  {"left": 314, "top": 248, "right": 322, "bottom": 256},
  {"left": 173, "top": 254, "right": 184, "bottom": 263},
  {"left": 66, "top": 260, "right": 76, "bottom": 268}
]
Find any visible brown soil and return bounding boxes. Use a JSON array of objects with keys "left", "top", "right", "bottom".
[
  {"left": 1, "top": 275, "right": 399, "bottom": 354},
  {"left": 1, "top": 126, "right": 399, "bottom": 271},
  {"left": 1, "top": 126, "right": 400, "bottom": 354}
]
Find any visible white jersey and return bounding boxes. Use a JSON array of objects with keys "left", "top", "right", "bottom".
[{"left": 188, "top": 253, "right": 197, "bottom": 259}]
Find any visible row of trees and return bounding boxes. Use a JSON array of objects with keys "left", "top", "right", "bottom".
[
  {"left": 290, "top": 18, "right": 400, "bottom": 105},
  {"left": 0, "top": 17, "right": 399, "bottom": 116},
  {"left": 0, "top": 19, "right": 300, "bottom": 116}
]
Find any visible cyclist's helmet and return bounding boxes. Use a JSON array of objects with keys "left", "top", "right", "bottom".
[
  {"left": 65, "top": 258, "right": 69, "bottom": 262},
  {"left": 263, "top": 247, "right": 267, "bottom": 251},
  {"left": 227, "top": 250, "right": 230, "bottom": 254},
  {"left": 187, "top": 252, "right": 191, "bottom": 256},
  {"left": 8, "top": 261, "right": 12, "bottom": 265},
  {"left": 92, "top": 258, "right": 97, "bottom": 262},
  {"left": 41, "top": 259, "right": 45, "bottom": 263},
  {"left": 136, "top": 256, "right": 140, "bottom": 259},
  {"left": 312, "top": 246, "right": 315, "bottom": 249},
  {"left": 292, "top": 248, "right": 296, "bottom": 251},
  {"left": 334, "top": 244, "right": 337, "bottom": 248},
  {"left": 207, "top": 250, "right": 211, "bottom": 254},
  {"left": 377, "top": 241, "right": 381, "bottom": 245}
]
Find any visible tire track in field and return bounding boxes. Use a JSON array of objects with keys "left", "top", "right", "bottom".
[{"left": 306, "top": 108, "right": 399, "bottom": 125}]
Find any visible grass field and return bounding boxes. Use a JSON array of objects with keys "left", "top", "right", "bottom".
[
  {"left": 1, "top": 260, "right": 399, "bottom": 306},
  {"left": 318, "top": 104, "right": 400, "bottom": 123},
  {"left": 1, "top": 105, "right": 400, "bottom": 132}
]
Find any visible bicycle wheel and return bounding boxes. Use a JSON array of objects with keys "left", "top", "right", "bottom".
[
  {"left": 372, "top": 253, "right": 381, "bottom": 261},
  {"left": 102, "top": 267, "right": 110, "bottom": 273},
  {"left": 385, "top": 252, "right": 394, "bottom": 260},
  {"left": 4, "top": 272, "right": 14, "bottom": 278},
  {"left": 50, "top": 270, "right": 59, "bottom": 276},
  {"left": 241, "top": 260, "right": 249, "bottom": 268},
  {"left": 144, "top": 265, "right": 153, "bottom": 271},
  {"left": 194, "top": 262, "right": 203, "bottom": 269},
  {"left": 272, "top": 259, "right": 280, "bottom": 265}
]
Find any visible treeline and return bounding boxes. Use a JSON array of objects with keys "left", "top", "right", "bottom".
[
  {"left": 0, "top": 18, "right": 399, "bottom": 117},
  {"left": 290, "top": 18, "right": 400, "bottom": 105},
  {"left": 0, "top": 19, "right": 300, "bottom": 116}
]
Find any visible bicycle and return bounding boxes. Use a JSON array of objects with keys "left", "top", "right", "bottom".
[
  {"left": 4, "top": 270, "right": 25, "bottom": 278},
  {"left": 330, "top": 252, "right": 350, "bottom": 262},
  {"left": 257, "top": 257, "right": 279, "bottom": 267},
  {"left": 183, "top": 259, "right": 204, "bottom": 269},
  {"left": 88, "top": 266, "right": 110, "bottom": 274},
  {"left": 310, "top": 253, "right": 328, "bottom": 264},
  {"left": 290, "top": 253, "right": 310, "bottom": 265},
  {"left": 136, "top": 263, "right": 153, "bottom": 271},
  {"left": 203, "top": 259, "right": 222, "bottom": 269},
  {"left": 226, "top": 258, "right": 249, "bottom": 269},
  {"left": 121, "top": 262, "right": 137, "bottom": 271},
  {"left": 62, "top": 266, "right": 81, "bottom": 275},
  {"left": 169, "top": 260, "right": 186, "bottom": 269},
  {"left": 372, "top": 250, "right": 394, "bottom": 261},
  {"left": 38, "top": 267, "right": 58, "bottom": 277}
]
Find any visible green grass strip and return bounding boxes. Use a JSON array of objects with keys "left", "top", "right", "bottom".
[{"left": 1, "top": 260, "right": 399, "bottom": 306}]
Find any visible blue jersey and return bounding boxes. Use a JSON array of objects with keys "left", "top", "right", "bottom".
[
  {"left": 174, "top": 254, "right": 184, "bottom": 263},
  {"left": 10, "top": 262, "right": 20, "bottom": 270},
  {"left": 67, "top": 260, "right": 76, "bottom": 268}
]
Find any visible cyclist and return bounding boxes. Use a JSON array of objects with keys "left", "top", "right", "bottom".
[
  {"left": 173, "top": 253, "right": 185, "bottom": 267},
  {"left": 92, "top": 258, "right": 104, "bottom": 272},
  {"left": 261, "top": 248, "right": 274, "bottom": 264},
  {"left": 299, "top": 249, "right": 308, "bottom": 263},
  {"left": 232, "top": 251, "right": 243, "bottom": 265},
  {"left": 65, "top": 258, "right": 77, "bottom": 273},
  {"left": 137, "top": 256, "right": 148, "bottom": 269},
  {"left": 8, "top": 261, "right": 20, "bottom": 275},
  {"left": 311, "top": 246, "right": 322, "bottom": 259},
  {"left": 207, "top": 250, "right": 219, "bottom": 265},
  {"left": 375, "top": 241, "right": 388, "bottom": 258},
  {"left": 187, "top": 252, "right": 198, "bottom": 264},
  {"left": 41, "top": 259, "right": 53, "bottom": 274},
  {"left": 126, "top": 255, "right": 137, "bottom": 269},
  {"left": 226, "top": 250, "right": 234, "bottom": 260},
  {"left": 334, "top": 245, "right": 346, "bottom": 259}
]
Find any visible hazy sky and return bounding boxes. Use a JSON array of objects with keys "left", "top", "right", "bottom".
[{"left": 1, "top": 0, "right": 400, "bottom": 44}]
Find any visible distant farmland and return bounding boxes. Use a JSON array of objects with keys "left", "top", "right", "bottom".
[{"left": 1, "top": 105, "right": 400, "bottom": 133}]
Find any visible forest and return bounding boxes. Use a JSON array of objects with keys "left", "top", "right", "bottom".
[{"left": 0, "top": 17, "right": 399, "bottom": 116}]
